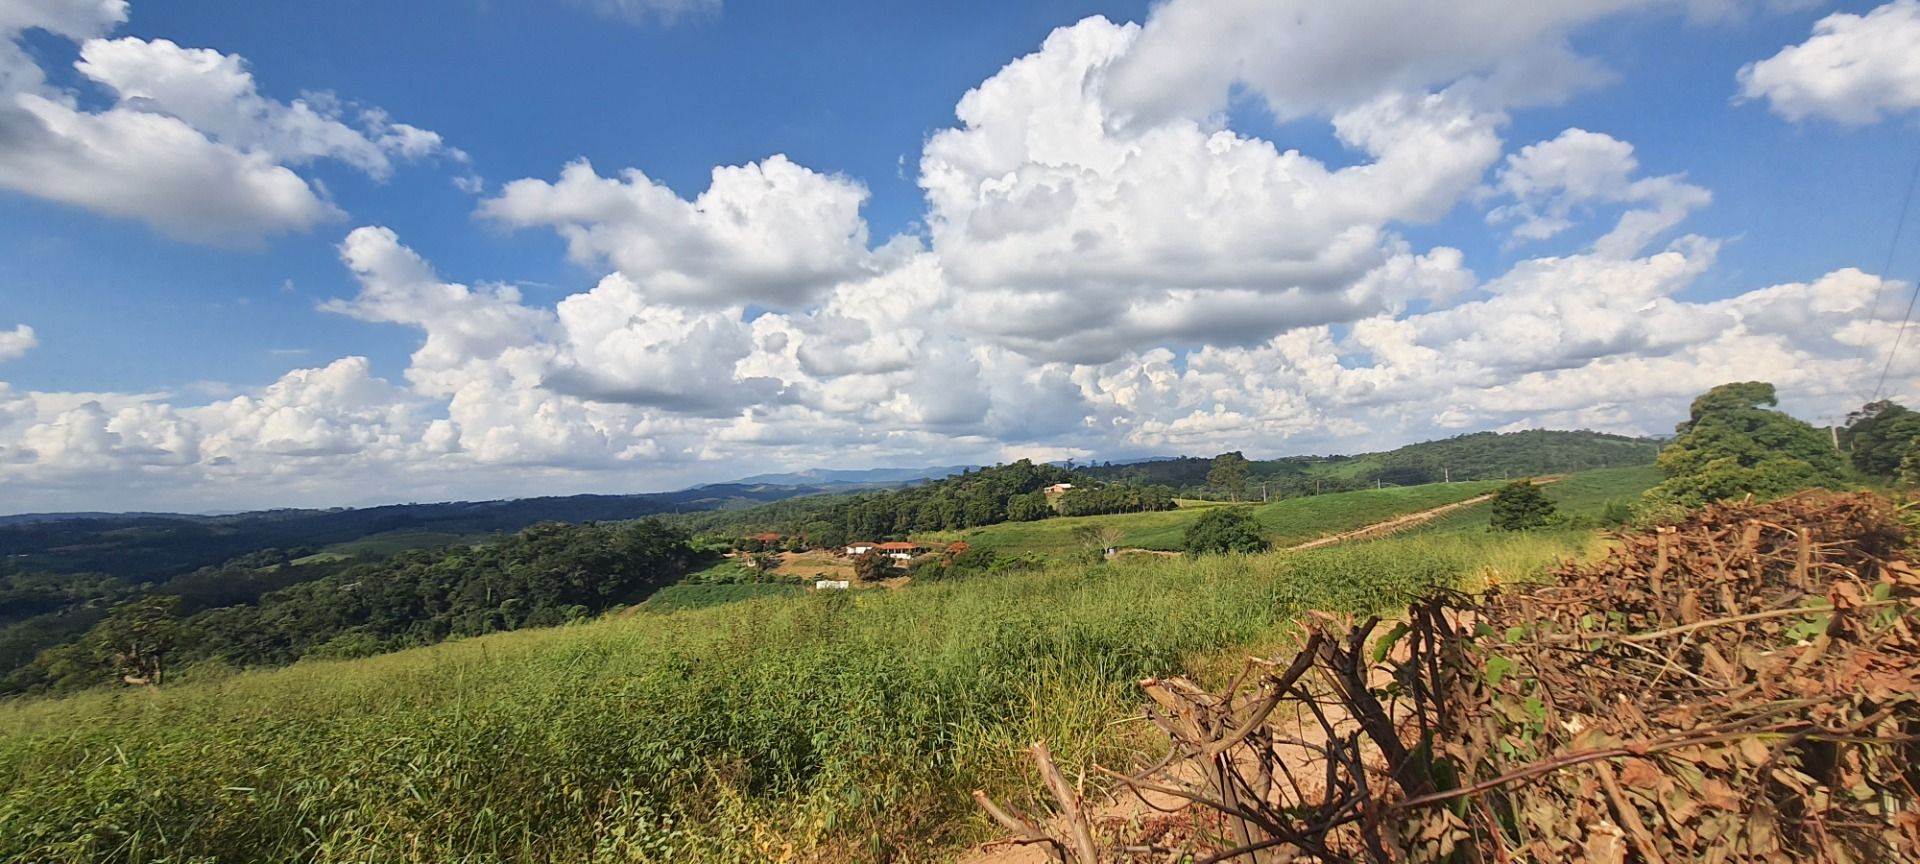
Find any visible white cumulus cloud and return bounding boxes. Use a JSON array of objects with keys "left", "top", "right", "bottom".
[
  {"left": 0, "top": 325, "right": 36, "bottom": 362},
  {"left": 1738, "top": 0, "right": 1920, "bottom": 124},
  {"left": 0, "top": 0, "right": 454, "bottom": 245}
]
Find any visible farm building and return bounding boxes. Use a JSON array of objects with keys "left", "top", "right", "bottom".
[
  {"left": 845, "top": 541, "right": 878, "bottom": 556},
  {"left": 874, "top": 541, "right": 927, "bottom": 561},
  {"left": 1046, "top": 483, "right": 1074, "bottom": 494}
]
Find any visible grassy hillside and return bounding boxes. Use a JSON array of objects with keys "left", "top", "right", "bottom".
[
  {"left": 1079, "top": 429, "right": 1660, "bottom": 495},
  {"left": 930, "top": 479, "right": 1502, "bottom": 556},
  {"left": 0, "top": 530, "right": 1595, "bottom": 864},
  {"left": 1407, "top": 464, "right": 1664, "bottom": 535}
]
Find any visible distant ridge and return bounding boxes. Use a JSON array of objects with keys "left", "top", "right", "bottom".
[{"left": 723, "top": 465, "right": 978, "bottom": 487}]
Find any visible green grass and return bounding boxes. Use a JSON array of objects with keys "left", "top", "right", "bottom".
[
  {"left": 928, "top": 480, "right": 1502, "bottom": 557},
  {"left": 286, "top": 551, "right": 352, "bottom": 566},
  {"left": 642, "top": 582, "right": 804, "bottom": 612},
  {"left": 0, "top": 529, "right": 1590, "bottom": 864},
  {"left": 1411, "top": 465, "right": 1664, "bottom": 535}
]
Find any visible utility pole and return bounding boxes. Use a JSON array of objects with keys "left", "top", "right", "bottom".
[{"left": 1444, "top": 467, "right": 1450, "bottom": 483}]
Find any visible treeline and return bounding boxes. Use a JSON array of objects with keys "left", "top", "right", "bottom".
[
  {"left": 3, "top": 520, "right": 696, "bottom": 695},
  {"left": 0, "top": 483, "right": 851, "bottom": 580},
  {"left": 680, "top": 460, "right": 1077, "bottom": 544},
  {"left": 1077, "top": 430, "right": 1661, "bottom": 498},
  {"left": 1056, "top": 484, "right": 1177, "bottom": 516}
]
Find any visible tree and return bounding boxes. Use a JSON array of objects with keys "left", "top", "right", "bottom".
[
  {"left": 1208, "top": 452, "right": 1251, "bottom": 501},
  {"left": 1006, "top": 491, "right": 1052, "bottom": 522},
  {"left": 1488, "top": 481, "right": 1555, "bottom": 531},
  {"left": 92, "top": 596, "right": 187, "bottom": 686},
  {"left": 1841, "top": 400, "right": 1920, "bottom": 479},
  {"left": 1183, "top": 507, "right": 1270, "bottom": 557},
  {"left": 1648, "top": 382, "right": 1847, "bottom": 508},
  {"left": 852, "top": 552, "right": 891, "bottom": 582}
]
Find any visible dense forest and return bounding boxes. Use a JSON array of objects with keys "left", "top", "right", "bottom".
[
  {"left": 0, "top": 481, "right": 878, "bottom": 580},
  {"left": 671, "top": 460, "right": 1180, "bottom": 544},
  {"left": 2, "top": 520, "right": 696, "bottom": 695}
]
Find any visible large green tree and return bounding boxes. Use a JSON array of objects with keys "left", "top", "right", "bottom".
[
  {"left": 92, "top": 596, "right": 189, "bottom": 686},
  {"left": 1183, "top": 507, "right": 1270, "bottom": 557},
  {"left": 1649, "top": 382, "right": 1846, "bottom": 507},
  {"left": 1488, "top": 481, "right": 1555, "bottom": 531},
  {"left": 1840, "top": 400, "right": 1920, "bottom": 479},
  {"left": 1207, "top": 452, "right": 1251, "bottom": 501}
]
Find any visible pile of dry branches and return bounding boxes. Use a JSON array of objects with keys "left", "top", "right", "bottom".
[{"left": 977, "top": 492, "right": 1920, "bottom": 863}]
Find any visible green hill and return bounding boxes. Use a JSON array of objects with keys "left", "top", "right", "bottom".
[
  {"left": 927, "top": 478, "right": 1503, "bottom": 557},
  {"left": 1080, "top": 429, "right": 1660, "bottom": 496}
]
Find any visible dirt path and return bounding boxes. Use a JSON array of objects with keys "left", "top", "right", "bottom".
[{"left": 1284, "top": 476, "right": 1562, "bottom": 552}]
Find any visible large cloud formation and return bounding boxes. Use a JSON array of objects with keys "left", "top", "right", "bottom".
[
  {"left": 0, "top": 0, "right": 455, "bottom": 244},
  {"left": 1, "top": 0, "right": 1915, "bottom": 510},
  {"left": 1738, "top": 0, "right": 1920, "bottom": 124}
]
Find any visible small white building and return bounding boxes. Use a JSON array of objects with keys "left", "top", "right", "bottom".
[
  {"left": 845, "top": 541, "right": 877, "bottom": 556},
  {"left": 815, "top": 579, "right": 850, "bottom": 590},
  {"left": 1046, "top": 483, "right": 1074, "bottom": 494}
]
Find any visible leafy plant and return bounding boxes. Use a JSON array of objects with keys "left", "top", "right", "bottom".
[
  {"left": 1182, "top": 507, "right": 1270, "bottom": 556},
  {"left": 1488, "top": 481, "right": 1555, "bottom": 531}
]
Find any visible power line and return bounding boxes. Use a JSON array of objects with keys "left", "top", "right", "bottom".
[{"left": 1866, "top": 150, "right": 1920, "bottom": 404}]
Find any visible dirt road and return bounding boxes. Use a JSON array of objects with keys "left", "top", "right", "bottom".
[{"left": 1285, "top": 476, "right": 1561, "bottom": 551}]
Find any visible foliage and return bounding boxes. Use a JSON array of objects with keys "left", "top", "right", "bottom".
[
  {"left": 0, "top": 530, "right": 1588, "bottom": 864},
  {"left": 1055, "top": 483, "right": 1176, "bottom": 517},
  {"left": 0, "top": 485, "right": 834, "bottom": 580},
  {"left": 1648, "top": 381, "right": 1847, "bottom": 507},
  {"left": 852, "top": 552, "right": 891, "bottom": 582},
  {"left": 1182, "top": 507, "right": 1270, "bottom": 556},
  {"left": 1487, "top": 481, "right": 1555, "bottom": 531},
  {"left": 1841, "top": 399, "right": 1920, "bottom": 479},
  {"left": 1077, "top": 430, "right": 1661, "bottom": 498},
  {"left": 6, "top": 520, "right": 695, "bottom": 695},
  {"left": 1005, "top": 490, "right": 1053, "bottom": 522},
  {"left": 89, "top": 597, "right": 187, "bottom": 686},
  {"left": 1206, "top": 452, "right": 1250, "bottom": 500},
  {"left": 673, "top": 459, "right": 1077, "bottom": 540}
]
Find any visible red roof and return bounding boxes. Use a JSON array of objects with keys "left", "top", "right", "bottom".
[
  {"left": 875, "top": 541, "right": 925, "bottom": 551},
  {"left": 748, "top": 532, "right": 782, "bottom": 541}
]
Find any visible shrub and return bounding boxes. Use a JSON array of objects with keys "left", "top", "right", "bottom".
[
  {"left": 1182, "top": 507, "right": 1270, "bottom": 556},
  {"left": 1489, "top": 481, "right": 1555, "bottom": 531}
]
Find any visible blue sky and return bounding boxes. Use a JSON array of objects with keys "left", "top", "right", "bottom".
[{"left": 1, "top": 0, "right": 1918, "bottom": 511}]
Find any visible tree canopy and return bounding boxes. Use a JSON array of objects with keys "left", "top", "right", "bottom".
[
  {"left": 1648, "top": 382, "right": 1846, "bottom": 507},
  {"left": 1841, "top": 400, "right": 1920, "bottom": 479},
  {"left": 1489, "top": 481, "right": 1555, "bottom": 531},
  {"left": 1182, "top": 508, "right": 1270, "bottom": 557}
]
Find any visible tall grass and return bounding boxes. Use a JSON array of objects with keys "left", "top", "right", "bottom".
[{"left": 0, "top": 531, "right": 1586, "bottom": 863}]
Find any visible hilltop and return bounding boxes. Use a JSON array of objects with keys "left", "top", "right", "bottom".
[{"left": 1075, "top": 429, "right": 1660, "bottom": 495}]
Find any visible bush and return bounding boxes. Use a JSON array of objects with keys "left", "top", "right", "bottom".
[
  {"left": 852, "top": 552, "right": 892, "bottom": 582},
  {"left": 1182, "top": 507, "right": 1270, "bottom": 556},
  {"left": 1489, "top": 481, "right": 1555, "bottom": 531}
]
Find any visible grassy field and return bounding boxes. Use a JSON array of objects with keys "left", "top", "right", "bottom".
[
  {"left": 0, "top": 528, "right": 1591, "bottom": 864},
  {"left": 925, "top": 479, "right": 1502, "bottom": 557},
  {"left": 1411, "top": 465, "right": 1663, "bottom": 535}
]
